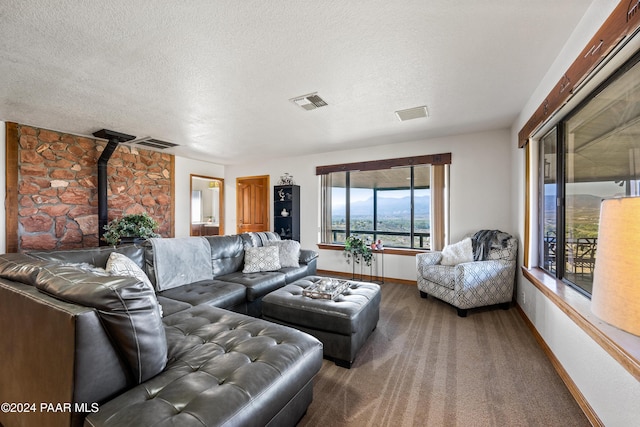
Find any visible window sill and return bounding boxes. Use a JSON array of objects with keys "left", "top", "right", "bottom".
[
  {"left": 317, "top": 243, "right": 427, "bottom": 256},
  {"left": 522, "top": 267, "right": 640, "bottom": 381}
]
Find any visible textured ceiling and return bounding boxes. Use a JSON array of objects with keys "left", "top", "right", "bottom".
[{"left": 0, "top": 0, "right": 593, "bottom": 165}]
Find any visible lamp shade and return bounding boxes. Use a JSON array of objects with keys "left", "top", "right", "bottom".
[{"left": 591, "top": 197, "right": 640, "bottom": 336}]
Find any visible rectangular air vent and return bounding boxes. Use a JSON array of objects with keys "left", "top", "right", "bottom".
[
  {"left": 395, "top": 106, "right": 429, "bottom": 121},
  {"left": 290, "top": 92, "right": 328, "bottom": 110},
  {"left": 126, "top": 137, "right": 179, "bottom": 150}
]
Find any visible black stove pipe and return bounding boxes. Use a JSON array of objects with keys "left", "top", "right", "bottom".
[
  {"left": 97, "top": 139, "right": 120, "bottom": 245},
  {"left": 93, "top": 129, "right": 136, "bottom": 246}
]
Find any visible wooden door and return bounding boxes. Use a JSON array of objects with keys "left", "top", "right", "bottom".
[{"left": 236, "top": 175, "right": 270, "bottom": 234}]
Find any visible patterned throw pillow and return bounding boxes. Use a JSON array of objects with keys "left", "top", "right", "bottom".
[
  {"left": 266, "top": 240, "right": 300, "bottom": 268},
  {"left": 243, "top": 246, "right": 282, "bottom": 273},
  {"left": 106, "top": 252, "right": 163, "bottom": 317},
  {"left": 106, "top": 252, "right": 153, "bottom": 289}
]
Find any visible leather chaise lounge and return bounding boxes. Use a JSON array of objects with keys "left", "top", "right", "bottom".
[{"left": 0, "top": 232, "right": 323, "bottom": 427}]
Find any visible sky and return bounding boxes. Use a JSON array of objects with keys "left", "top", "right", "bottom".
[{"left": 331, "top": 188, "right": 428, "bottom": 207}]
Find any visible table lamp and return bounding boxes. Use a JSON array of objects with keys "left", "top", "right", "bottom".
[{"left": 591, "top": 197, "right": 640, "bottom": 336}]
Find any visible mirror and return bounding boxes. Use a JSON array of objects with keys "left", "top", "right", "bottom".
[{"left": 190, "top": 175, "right": 224, "bottom": 236}]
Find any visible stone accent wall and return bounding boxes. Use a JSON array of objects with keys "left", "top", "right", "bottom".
[{"left": 16, "top": 125, "right": 173, "bottom": 251}]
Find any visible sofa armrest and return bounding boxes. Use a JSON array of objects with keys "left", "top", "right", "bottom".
[
  {"left": 299, "top": 249, "right": 319, "bottom": 264},
  {"left": 455, "top": 260, "right": 515, "bottom": 290},
  {"left": 416, "top": 252, "right": 443, "bottom": 277},
  {"left": 0, "top": 277, "right": 130, "bottom": 427}
]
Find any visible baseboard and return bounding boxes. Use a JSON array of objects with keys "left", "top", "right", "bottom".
[
  {"left": 316, "top": 269, "right": 417, "bottom": 286},
  {"left": 515, "top": 304, "right": 602, "bottom": 427}
]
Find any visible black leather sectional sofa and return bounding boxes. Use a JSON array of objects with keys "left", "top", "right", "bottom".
[{"left": 0, "top": 233, "right": 322, "bottom": 427}]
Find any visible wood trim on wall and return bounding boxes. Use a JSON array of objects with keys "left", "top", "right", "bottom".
[
  {"left": 518, "top": 1, "right": 640, "bottom": 147},
  {"left": 522, "top": 267, "right": 640, "bottom": 383},
  {"left": 5, "top": 122, "right": 19, "bottom": 253},
  {"left": 516, "top": 304, "right": 603, "bottom": 426},
  {"left": 523, "top": 143, "right": 531, "bottom": 268},
  {"left": 315, "top": 153, "right": 451, "bottom": 175},
  {"left": 189, "top": 174, "right": 225, "bottom": 236},
  {"left": 430, "top": 164, "right": 446, "bottom": 251}
]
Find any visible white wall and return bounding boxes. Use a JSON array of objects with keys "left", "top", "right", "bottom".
[
  {"left": 224, "top": 128, "right": 514, "bottom": 281},
  {"left": 173, "top": 156, "right": 224, "bottom": 237},
  {"left": 512, "top": 1, "right": 640, "bottom": 425},
  {"left": 0, "top": 121, "right": 5, "bottom": 254}
]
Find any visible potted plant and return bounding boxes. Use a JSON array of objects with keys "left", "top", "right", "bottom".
[
  {"left": 343, "top": 235, "right": 373, "bottom": 267},
  {"left": 102, "top": 212, "right": 160, "bottom": 246}
]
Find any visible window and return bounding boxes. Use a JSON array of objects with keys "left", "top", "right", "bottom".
[
  {"left": 539, "top": 52, "right": 640, "bottom": 296},
  {"left": 540, "top": 129, "right": 558, "bottom": 275},
  {"left": 317, "top": 154, "right": 450, "bottom": 250}
]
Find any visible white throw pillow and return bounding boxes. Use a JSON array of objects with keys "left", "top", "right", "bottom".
[
  {"left": 106, "top": 252, "right": 162, "bottom": 316},
  {"left": 440, "top": 237, "right": 474, "bottom": 266},
  {"left": 60, "top": 262, "right": 109, "bottom": 276},
  {"left": 107, "top": 252, "right": 153, "bottom": 288},
  {"left": 243, "top": 246, "right": 281, "bottom": 273},
  {"left": 265, "top": 240, "right": 300, "bottom": 268}
]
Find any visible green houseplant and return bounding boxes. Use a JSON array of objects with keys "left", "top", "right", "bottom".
[
  {"left": 343, "top": 235, "right": 373, "bottom": 267},
  {"left": 102, "top": 212, "right": 160, "bottom": 246}
]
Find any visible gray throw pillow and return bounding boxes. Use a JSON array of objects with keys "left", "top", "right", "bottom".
[
  {"left": 243, "top": 246, "right": 281, "bottom": 273},
  {"left": 266, "top": 240, "right": 300, "bottom": 268}
]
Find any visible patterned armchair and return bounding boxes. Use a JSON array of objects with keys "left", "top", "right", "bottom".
[{"left": 416, "top": 236, "right": 518, "bottom": 317}]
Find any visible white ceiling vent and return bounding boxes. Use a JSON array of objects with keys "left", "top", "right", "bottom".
[
  {"left": 126, "top": 137, "right": 179, "bottom": 151},
  {"left": 395, "top": 106, "right": 429, "bottom": 121},
  {"left": 290, "top": 92, "right": 328, "bottom": 110}
]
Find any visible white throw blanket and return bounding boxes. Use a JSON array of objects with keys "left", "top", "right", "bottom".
[{"left": 149, "top": 237, "right": 213, "bottom": 291}]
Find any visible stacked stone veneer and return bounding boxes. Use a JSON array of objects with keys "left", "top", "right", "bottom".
[{"left": 16, "top": 125, "right": 173, "bottom": 251}]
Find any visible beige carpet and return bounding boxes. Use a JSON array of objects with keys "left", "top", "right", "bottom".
[{"left": 298, "top": 281, "right": 589, "bottom": 427}]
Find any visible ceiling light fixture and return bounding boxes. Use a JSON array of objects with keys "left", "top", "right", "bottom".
[
  {"left": 395, "top": 106, "right": 429, "bottom": 121},
  {"left": 290, "top": 92, "right": 328, "bottom": 110}
]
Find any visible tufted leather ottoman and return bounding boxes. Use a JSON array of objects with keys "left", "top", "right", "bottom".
[{"left": 262, "top": 275, "right": 381, "bottom": 368}]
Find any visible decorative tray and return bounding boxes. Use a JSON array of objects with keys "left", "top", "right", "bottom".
[{"left": 303, "top": 278, "right": 350, "bottom": 300}]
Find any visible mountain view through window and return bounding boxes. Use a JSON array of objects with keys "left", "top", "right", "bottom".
[
  {"left": 326, "top": 166, "right": 432, "bottom": 249},
  {"left": 540, "top": 52, "right": 640, "bottom": 296}
]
